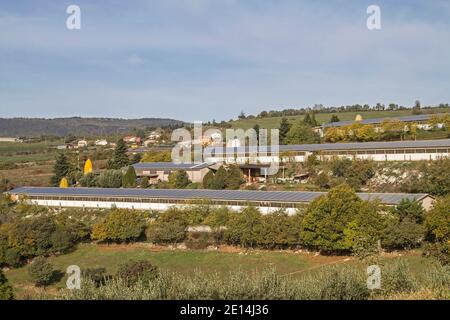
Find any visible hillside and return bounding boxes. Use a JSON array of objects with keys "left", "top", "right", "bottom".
[
  {"left": 0, "top": 117, "right": 185, "bottom": 137},
  {"left": 229, "top": 108, "right": 449, "bottom": 130}
]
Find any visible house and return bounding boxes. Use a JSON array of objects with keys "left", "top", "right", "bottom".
[
  {"left": 95, "top": 139, "right": 108, "bottom": 146},
  {"left": 123, "top": 136, "right": 142, "bottom": 145},
  {"left": 77, "top": 140, "right": 88, "bottom": 148},
  {"left": 0, "top": 137, "right": 22, "bottom": 143},
  {"left": 130, "top": 162, "right": 212, "bottom": 183}
]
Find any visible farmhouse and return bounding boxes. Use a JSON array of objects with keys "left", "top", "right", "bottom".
[
  {"left": 7, "top": 187, "right": 434, "bottom": 214},
  {"left": 131, "top": 162, "right": 212, "bottom": 183},
  {"left": 204, "top": 139, "right": 450, "bottom": 163}
]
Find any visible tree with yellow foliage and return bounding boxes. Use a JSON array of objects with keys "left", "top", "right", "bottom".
[
  {"left": 59, "top": 177, "right": 69, "bottom": 188},
  {"left": 84, "top": 159, "right": 93, "bottom": 175}
]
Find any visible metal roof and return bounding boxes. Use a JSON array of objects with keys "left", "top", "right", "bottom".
[
  {"left": 204, "top": 139, "right": 450, "bottom": 154},
  {"left": 8, "top": 187, "right": 430, "bottom": 205},
  {"left": 322, "top": 113, "right": 447, "bottom": 128},
  {"left": 132, "top": 162, "right": 211, "bottom": 170}
]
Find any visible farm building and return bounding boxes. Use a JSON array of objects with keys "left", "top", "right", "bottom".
[
  {"left": 204, "top": 139, "right": 450, "bottom": 163},
  {"left": 7, "top": 187, "right": 434, "bottom": 214},
  {"left": 130, "top": 162, "right": 212, "bottom": 183}
]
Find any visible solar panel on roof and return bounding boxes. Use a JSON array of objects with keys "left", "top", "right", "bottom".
[{"left": 7, "top": 187, "right": 429, "bottom": 205}]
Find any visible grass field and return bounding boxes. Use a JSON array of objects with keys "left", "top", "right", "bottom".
[
  {"left": 229, "top": 108, "right": 449, "bottom": 130},
  {"left": 4, "top": 243, "right": 433, "bottom": 298}
]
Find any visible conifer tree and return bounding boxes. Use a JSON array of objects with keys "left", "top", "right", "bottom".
[
  {"left": 51, "top": 153, "right": 70, "bottom": 186},
  {"left": 122, "top": 166, "right": 137, "bottom": 188}
]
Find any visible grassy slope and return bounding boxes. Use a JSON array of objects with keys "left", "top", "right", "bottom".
[
  {"left": 229, "top": 108, "right": 449, "bottom": 130},
  {"left": 5, "top": 243, "right": 431, "bottom": 298}
]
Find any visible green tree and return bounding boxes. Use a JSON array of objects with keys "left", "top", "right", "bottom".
[
  {"left": 301, "top": 185, "right": 382, "bottom": 253},
  {"left": 122, "top": 166, "right": 137, "bottom": 188},
  {"left": 91, "top": 209, "right": 146, "bottom": 243},
  {"left": 225, "top": 207, "right": 263, "bottom": 248},
  {"left": 425, "top": 195, "right": 450, "bottom": 243},
  {"left": 96, "top": 170, "right": 123, "bottom": 188},
  {"left": 202, "top": 170, "right": 216, "bottom": 189},
  {"left": 212, "top": 166, "right": 226, "bottom": 190},
  {"left": 279, "top": 117, "right": 291, "bottom": 144},
  {"left": 168, "top": 170, "right": 190, "bottom": 189},
  {"left": 28, "top": 257, "right": 54, "bottom": 287},
  {"left": 0, "top": 269, "right": 14, "bottom": 300},
  {"left": 108, "top": 138, "right": 129, "bottom": 169},
  {"left": 79, "top": 172, "right": 97, "bottom": 187},
  {"left": 146, "top": 208, "right": 187, "bottom": 244},
  {"left": 140, "top": 176, "right": 149, "bottom": 188},
  {"left": 224, "top": 165, "right": 244, "bottom": 190},
  {"left": 253, "top": 124, "right": 260, "bottom": 143},
  {"left": 50, "top": 153, "right": 70, "bottom": 186},
  {"left": 259, "top": 211, "right": 301, "bottom": 249},
  {"left": 285, "top": 120, "right": 319, "bottom": 144},
  {"left": 393, "top": 199, "right": 425, "bottom": 224},
  {"left": 330, "top": 114, "right": 340, "bottom": 123}
]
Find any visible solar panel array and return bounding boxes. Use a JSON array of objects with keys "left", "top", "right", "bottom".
[
  {"left": 132, "top": 162, "right": 210, "bottom": 170},
  {"left": 9, "top": 187, "right": 429, "bottom": 205},
  {"left": 322, "top": 113, "right": 445, "bottom": 128},
  {"left": 204, "top": 139, "right": 450, "bottom": 155}
]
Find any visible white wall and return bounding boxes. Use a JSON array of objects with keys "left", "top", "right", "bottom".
[{"left": 26, "top": 199, "right": 299, "bottom": 215}]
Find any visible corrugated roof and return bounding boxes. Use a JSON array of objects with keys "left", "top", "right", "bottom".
[
  {"left": 132, "top": 162, "right": 211, "bottom": 170},
  {"left": 205, "top": 139, "right": 450, "bottom": 154},
  {"left": 8, "top": 187, "right": 429, "bottom": 205},
  {"left": 322, "top": 113, "right": 447, "bottom": 128}
]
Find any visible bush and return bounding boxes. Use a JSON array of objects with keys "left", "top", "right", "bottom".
[
  {"left": 116, "top": 260, "right": 159, "bottom": 286},
  {"left": 146, "top": 209, "right": 187, "bottom": 244},
  {"left": 382, "top": 217, "right": 425, "bottom": 250},
  {"left": 318, "top": 267, "right": 369, "bottom": 300},
  {"left": 83, "top": 267, "right": 109, "bottom": 286},
  {"left": 185, "top": 231, "right": 214, "bottom": 249},
  {"left": 79, "top": 172, "right": 97, "bottom": 187},
  {"left": 168, "top": 170, "right": 190, "bottom": 189},
  {"left": 91, "top": 209, "right": 146, "bottom": 243},
  {"left": 140, "top": 176, "right": 149, "bottom": 188},
  {"left": 0, "top": 269, "right": 14, "bottom": 300},
  {"left": 96, "top": 170, "right": 122, "bottom": 188},
  {"left": 225, "top": 207, "right": 263, "bottom": 248},
  {"left": 28, "top": 257, "right": 54, "bottom": 287}
]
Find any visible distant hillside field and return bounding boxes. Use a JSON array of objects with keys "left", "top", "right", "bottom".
[
  {"left": 229, "top": 108, "right": 449, "bottom": 130},
  {"left": 0, "top": 117, "right": 185, "bottom": 137}
]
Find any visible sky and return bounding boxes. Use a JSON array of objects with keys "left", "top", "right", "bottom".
[{"left": 0, "top": 0, "right": 449, "bottom": 122}]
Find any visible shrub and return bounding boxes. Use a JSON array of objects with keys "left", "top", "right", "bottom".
[
  {"left": 28, "top": 257, "right": 55, "bottom": 287},
  {"left": 91, "top": 209, "right": 146, "bottom": 243},
  {"left": 83, "top": 267, "right": 109, "bottom": 286},
  {"left": 79, "top": 172, "right": 97, "bottom": 187},
  {"left": 0, "top": 269, "right": 14, "bottom": 300},
  {"left": 116, "top": 260, "right": 159, "bottom": 286},
  {"left": 96, "top": 170, "right": 122, "bottom": 188},
  {"left": 318, "top": 267, "right": 369, "bottom": 300},
  {"left": 382, "top": 217, "right": 425, "bottom": 250},
  {"left": 146, "top": 209, "right": 187, "bottom": 244},
  {"left": 168, "top": 170, "right": 190, "bottom": 189},
  {"left": 140, "top": 176, "right": 149, "bottom": 188},
  {"left": 225, "top": 207, "right": 263, "bottom": 248}
]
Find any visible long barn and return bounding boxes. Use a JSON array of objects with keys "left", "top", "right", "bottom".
[
  {"left": 7, "top": 187, "right": 434, "bottom": 214},
  {"left": 204, "top": 139, "right": 450, "bottom": 163}
]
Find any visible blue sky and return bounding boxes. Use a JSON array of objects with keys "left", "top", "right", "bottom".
[{"left": 0, "top": 0, "right": 449, "bottom": 122}]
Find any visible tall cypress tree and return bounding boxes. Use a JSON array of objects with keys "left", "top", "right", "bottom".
[
  {"left": 51, "top": 153, "right": 70, "bottom": 186},
  {"left": 279, "top": 117, "right": 291, "bottom": 145},
  {"left": 122, "top": 166, "right": 137, "bottom": 188},
  {"left": 109, "top": 138, "right": 129, "bottom": 169}
]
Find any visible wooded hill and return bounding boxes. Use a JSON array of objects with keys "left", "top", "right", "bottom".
[{"left": 0, "top": 117, "right": 185, "bottom": 137}]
